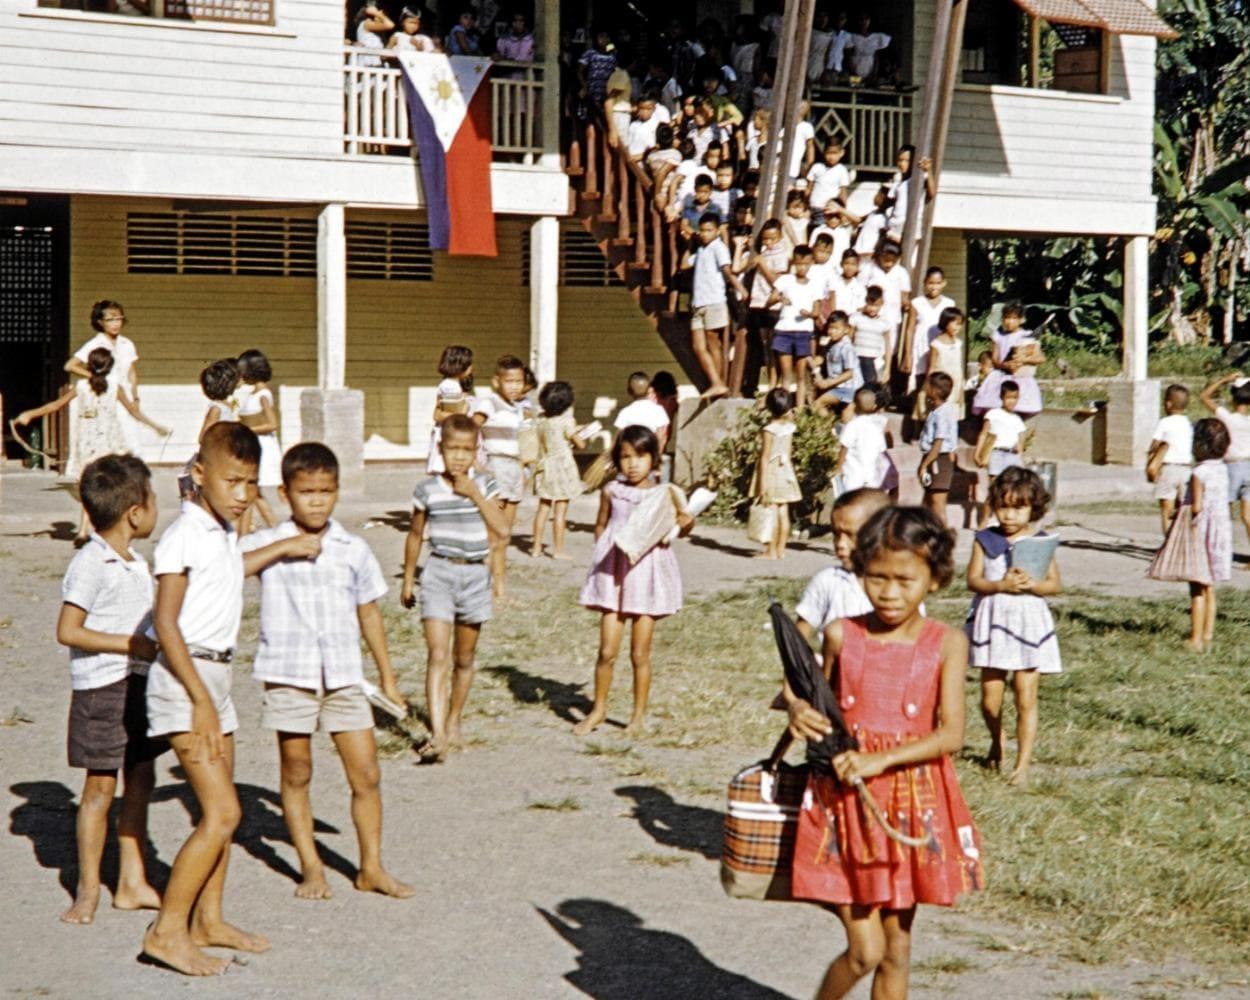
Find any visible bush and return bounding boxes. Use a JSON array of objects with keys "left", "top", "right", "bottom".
[{"left": 703, "top": 405, "right": 841, "bottom": 527}]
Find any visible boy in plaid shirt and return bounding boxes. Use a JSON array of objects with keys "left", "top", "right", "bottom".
[{"left": 244, "top": 442, "right": 413, "bottom": 902}]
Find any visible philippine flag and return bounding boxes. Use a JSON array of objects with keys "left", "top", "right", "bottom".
[{"left": 395, "top": 52, "right": 497, "bottom": 257}]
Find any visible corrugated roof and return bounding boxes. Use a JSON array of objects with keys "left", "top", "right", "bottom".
[{"left": 1013, "top": 0, "right": 1179, "bottom": 38}]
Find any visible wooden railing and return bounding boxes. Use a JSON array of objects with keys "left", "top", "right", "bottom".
[
  {"left": 342, "top": 48, "right": 543, "bottom": 162},
  {"left": 809, "top": 86, "right": 916, "bottom": 175}
]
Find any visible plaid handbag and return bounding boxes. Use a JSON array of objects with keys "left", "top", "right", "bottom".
[{"left": 720, "top": 732, "right": 808, "bottom": 901}]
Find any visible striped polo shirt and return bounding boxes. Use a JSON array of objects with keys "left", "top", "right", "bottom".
[
  {"left": 477, "top": 393, "right": 531, "bottom": 458},
  {"left": 412, "top": 473, "right": 500, "bottom": 561}
]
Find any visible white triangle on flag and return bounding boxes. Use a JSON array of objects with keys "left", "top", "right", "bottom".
[{"left": 394, "top": 52, "right": 491, "bottom": 153}]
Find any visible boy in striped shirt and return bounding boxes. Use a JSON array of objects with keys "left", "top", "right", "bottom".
[{"left": 402, "top": 414, "right": 509, "bottom": 762}]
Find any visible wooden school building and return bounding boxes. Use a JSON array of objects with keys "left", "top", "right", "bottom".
[{"left": 0, "top": 0, "right": 1175, "bottom": 472}]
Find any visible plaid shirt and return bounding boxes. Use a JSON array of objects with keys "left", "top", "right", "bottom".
[
  {"left": 242, "top": 519, "right": 389, "bottom": 689},
  {"left": 61, "top": 533, "right": 155, "bottom": 690}
]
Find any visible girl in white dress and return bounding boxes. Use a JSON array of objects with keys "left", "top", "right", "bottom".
[
  {"left": 966, "top": 467, "right": 1062, "bottom": 786},
  {"left": 427, "top": 345, "right": 474, "bottom": 475},
  {"left": 235, "top": 349, "right": 281, "bottom": 531}
]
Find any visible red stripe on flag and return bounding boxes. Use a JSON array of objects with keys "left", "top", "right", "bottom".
[{"left": 445, "top": 78, "right": 497, "bottom": 257}]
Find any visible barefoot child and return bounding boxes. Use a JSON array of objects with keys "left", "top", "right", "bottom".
[
  {"left": 1199, "top": 371, "right": 1250, "bottom": 552},
  {"left": 917, "top": 372, "right": 958, "bottom": 526},
  {"left": 575, "top": 426, "right": 694, "bottom": 735},
  {"left": 1146, "top": 384, "right": 1193, "bottom": 535},
  {"left": 55, "top": 455, "right": 165, "bottom": 924},
  {"left": 244, "top": 443, "right": 414, "bottom": 901},
  {"left": 401, "top": 414, "right": 510, "bottom": 763},
  {"left": 532, "top": 381, "right": 586, "bottom": 560},
  {"left": 142, "top": 422, "right": 321, "bottom": 976},
  {"left": 967, "top": 467, "right": 1062, "bottom": 785},
  {"left": 427, "top": 345, "right": 474, "bottom": 476},
  {"left": 749, "top": 388, "right": 803, "bottom": 560},
  {"left": 786, "top": 506, "right": 982, "bottom": 999},
  {"left": 474, "top": 355, "right": 532, "bottom": 599}
]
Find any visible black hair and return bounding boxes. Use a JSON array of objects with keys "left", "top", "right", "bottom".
[
  {"left": 495, "top": 353, "right": 525, "bottom": 375},
  {"left": 1193, "top": 417, "right": 1231, "bottom": 462},
  {"left": 539, "top": 380, "right": 575, "bottom": 417},
  {"left": 841, "top": 248, "right": 859, "bottom": 262},
  {"left": 79, "top": 454, "right": 151, "bottom": 532},
  {"left": 86, "top": 347, "right": 114, "bottom": 397},
  {"left": 236, "top": 348, "right": 273, "bottom": 384},
  {"left": 853, "top": 506, "right": 956, "bottom": 588},
  {"left": 828, "top": 309, "right": 849, "bottom": 325},
  {"left": 699, "top": 211, "right": 721, "bottom": 228},
  {"left": 755, "top": 217, "right": 782, "bottom": 251},
  {"left": 441, "top": 412, "right": 479, "bottom": 441},
  {"left": 282, "top": 441, "right": 339, "bottom": 485},
  {"left": 523, "top": 366, "right": 538, "bottom": 392},
  {"left": 626, "top": 371, "right": 651, "bottom": 399},
  {"left": 735, "top": 196, "right": 755, "bottom": 214},
  {"left": 650, "top": 371, "right": 678, "bottom": 399},
  {"left": 854, "top": 385, "right": 878, "bottom": 411},
  {"left": 925, "top": 266, "right": 945, "bottom": 280},
  {"left": 937, "top": 306, "right": 964, "bottom": 332},
  {"left": 655, "top": 123, "right": 675, "bottom": 147},
  {"left": 1230, "top": 380, "right": 1250, "bottom": 407},
  {"left": 438, "top": 344, "right": 474, "bottom": 383},
  {"left": 812, "top": 233, "right": 834, "bottom": 247},
  {"left": 200, "top": 358, "right": 240, "bottom": 402},
  {"left": 90, "top": 299, "right": 125, "bottom": 333},
  {"left": 1164, "top": 383, "right": 1189, "bottom": 406},
  {"left": 832, "top": 486, "right": 890, "bottom": 517},
  {"left": 988, "top": 465, "right": 1050, "bottom": 521},
  {"left": 1000, "top": 379, "right": 1020, "bottom": 395},
  {"left": 792, "top": 244, "right": 814, "bottom": 259},
  {"left": 694, "top": 173, "right": 714, "bottom": 189},
  {"left": 611, "top": 425, "right": 660, "bottom": 468},
  {"left": 926, "top": 371, "right": 954, "bottom": 401},
  {"left": 1002, "top": 301, "right": 1027, "bottom": 320},
  {"left": 679, "top": 138, "right": 696, "bottom": 159},
  {"left": 872, "top": 382, "right": 892, "bottom": 410},
  {"left": 825, "top": 137, "right": 843, "bottom": 151},
  {"left": 786, "top": 189, "right": 807, "bottom": 207},
  {"left": 864, "top": 285, "right": 884, "bottom": 304},
  {"left": 878, "top": 240, "right": 902, "bottom": 258},
  {"left": 764, "top": 387, "right": 793, "bottom": 418},
  {"left": 200, "top": 420, "right": 261, "bottom": 467},
  {"left": 977, "top": 350, "right": 994, "bottom": 363}
]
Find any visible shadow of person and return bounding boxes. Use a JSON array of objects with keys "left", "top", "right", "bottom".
[
  {"left": 154, "top": 771, "right": 356, "bottom": 887},
  {"left": 8, "top": 780, "right": 170, "bottom": 899},
  {"left": 4, "top": 520, "right": 79, "bottom": 541},
  {"left": 369, "top": 509, "right": 414, "bottom": 533},
  {"left": 537, "top": 898, "right": 790, "bottom": 1000},
  {"left": 614, "top": 785, "right": 722, "bottom": 860},
  {"left": 484, "top": 665, "right": 591, "bottom": 723},
  {"left": 686, "top": 533, "right": 761, "bottom": 559}
]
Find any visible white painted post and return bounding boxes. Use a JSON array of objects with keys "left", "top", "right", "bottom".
[
  {"left": 1122, "top": 234, "right": 1149, "bottom": 382},
  {"left": 538, "top": 0, "right": 560, "bottom": 169},
  {"left": 317, "top": 203, "right": 347, "bottom": 391},
  {"left": 529, "top": 215, "right": 559, "bottom": 384}
]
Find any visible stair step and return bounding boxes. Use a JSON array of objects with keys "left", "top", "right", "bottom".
[{"left": 596, "top": 213, "right": 618, "bottom": 224}]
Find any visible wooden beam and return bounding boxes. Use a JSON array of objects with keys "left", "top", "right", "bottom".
[
  {"left": 753, "top": 0, "right": 801, "bottom": 240},
  {"left": 770, "top": 0, "right": 816, "bottom": 223}
]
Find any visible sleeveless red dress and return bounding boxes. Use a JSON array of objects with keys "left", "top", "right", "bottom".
[{"left": 791, "top": 616, "right": 983, "bottom": 909}]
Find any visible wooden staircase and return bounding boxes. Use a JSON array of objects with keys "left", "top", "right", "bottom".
[{"left": 564, "top": 122, "right": 710, "bottom": 390}]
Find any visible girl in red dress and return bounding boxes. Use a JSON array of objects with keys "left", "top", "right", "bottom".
[{"left": 786, "top": 506, "right": 983, "bottom": 999}]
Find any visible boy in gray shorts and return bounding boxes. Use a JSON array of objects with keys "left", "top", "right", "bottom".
[
  {"left": 244, "top": 442, "right": 413, "bottom": 901},
  {"left": 402, "top": 414, "right": 509, "bottom": 762}
]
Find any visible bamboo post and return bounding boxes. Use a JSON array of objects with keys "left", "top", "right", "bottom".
[
  {"left": 753, "top": 0, "right": 801, "bottom": 240},
  {"left": 584, "top": 122, "right": 598, "bottom": 195},
  {"left": 770, "top": 0, "right": 816, "bottom": 224}
]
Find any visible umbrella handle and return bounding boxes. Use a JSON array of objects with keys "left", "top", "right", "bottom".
[{"left": 852, "top": 775, "right": 933, "bottom": 850}]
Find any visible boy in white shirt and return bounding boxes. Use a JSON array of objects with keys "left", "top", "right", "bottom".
[
  {"left": 849, "top": 286, "right": 893, "bottom": 384},
  {"left": 709, "top": 163, "right": 742, "bottom": 222},
  {"left": 142, "top": 421, "right": 321, "bottom": 976},
  {"left": 901, "top": 265, "right": 955, "bottom": 388},
  {"left": 56, "top": 455, "right": 163, "bottom": 926},
  {"left": 974, "top": 379, "right": 1028, "bottom": 527},
  {"left": 244, "top": 443, "right": 413, "bottom": 902},
  {"left": 474, "top": 354, "right": 532, "bottom": 599},
  {"left": 626, "top": 97, "right": 664, "bottom": 158},
  {"left": 805, "top": 140, "right": 851, "bottom": 226},
  {"left": 860, "top": 241, "right": 912, "bottom": 369},
  {"left": 767, "top": 245, "right": 827, "bottom": 408},
  {"left": 1147, "top": 384, "right": 1194, "bottom": 534},
  {"left": 835, "top": 386, "right": 889, "bottom": 491},
  {"left": 614, "top": 371, "right": 672, "bottom": 447},
  {"left": 829, "top": 248, "right": 867, "bottom": 316}
]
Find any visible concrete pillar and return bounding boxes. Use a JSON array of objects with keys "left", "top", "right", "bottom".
[
  {"left": 1104, "top": 378, "right": 1159, "bottom": 467},
  {"left": 317, "top": 203, "right": 347, "bottom": 391},
  {"left": 301, "top": 389, "right": 366, "bottom": 493},
  {"left": 529, "top": 215, "right": 559, "bottom": 384},
  {"left": 1122, "top": 234, "right": 1149, "bottom": 382},
  {"left": 538, "top": 0, "right": 561, "bottom": 169}
]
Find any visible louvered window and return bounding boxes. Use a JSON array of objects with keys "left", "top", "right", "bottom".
[
  {"left": 559, "top": 227, "right": 622, "bottom": 287},
  {"left": 347, "top": 221, "right": 434, "bottom": 281},
  {"left": 126, "top": 213, "right": 315, "bottom": 277}
]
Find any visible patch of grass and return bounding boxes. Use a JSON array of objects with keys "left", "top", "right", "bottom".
[
  {"left": 1, "top": 707, "right": 34, "bottom": 727},
  {"left": 1055, "top": 501, "right": 1157, "bottom": 519},
  {"left": 628, "top": 852, "right": 692, "bottom": 867},
  {"left": 526, "top": 797, "right": 582, "bottom": 812},
  {"left": 1055, "top": 991, "right": 1111, "bottom": 1000},
  {"left": 580, "top": 740, "right": 634, "bottom": 757},
  {"left": 913, "top": 954, "right": 979, "bottom": 975}
]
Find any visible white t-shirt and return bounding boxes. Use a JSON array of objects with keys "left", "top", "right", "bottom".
[
  {"left": 829, "top": 273, "right": 867, "bottom": 315},
  {"left": 1149, "top": 413, "right": 1193, "bottom": 464},
  {"left": 807, "top": 162, "right": 851, "bottom": 210},
  {"left": 810, "top": 224, "right": 853, "bottom": 264},
  {"left": 850, "top": 311, "right": 892, "bottom": 360},
  {"left": 847, "top": 32, "right": 891, "bottom": 78},
  {"left": 74, "top": 333, "right": 138, "bottom": 391},
  {"left": 838, "top": 415, "right": 888, "bottom": 490},
  {"left": 773, "top": 274, "right": 824, "bottom": 332},
  {"left": 1216, "top": 406, "right": 1250, "bottom": 462},
  {"left": 62, "top": 534, "right": 154, "bottom": 690},
  {"left": 807, "top": 259, "right": 837, "bottom": 293},
  {"left": 614, "top": 399, "right": 671, "bottom": 434},
  {"left": 910, "top": 294, "right": 955, "bottom": 374},
  {"left": 627, "top": 116, "right": 663, "bottom": 157},
  {"left": 860, "top": 261, "right": 911, "bottom": 329},
  {"left": 986, "top": 407, "right": 1028, "bottom": 452},
  {"left": 786, "top": 120, "right": 816, "bottom": 178},
  {"left": 674, "top": 159, "right": 702, "bottom": 201},
  {"left": 795, "top": 566, "right": 872, "bottom": 631}
]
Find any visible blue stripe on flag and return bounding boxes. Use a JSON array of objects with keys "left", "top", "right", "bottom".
[{"left": 401, "top": 71, "right": 450, "bottom": 250}]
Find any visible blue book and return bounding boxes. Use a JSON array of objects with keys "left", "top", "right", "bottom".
[{"left": 1009, "top": 534, "right": 1059, "bottom": 580}]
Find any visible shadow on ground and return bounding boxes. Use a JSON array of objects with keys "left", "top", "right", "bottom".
[
  {"left": 485, "top": 665, "right": 591, "bottom": 724},
  {"left": 538, "top": 898, "right": 790, "bottom": 999},
  {"left": 614, "top": 785, "right": 722, "bottom": 859}
]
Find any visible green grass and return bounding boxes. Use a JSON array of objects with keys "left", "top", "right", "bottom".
[
  {"left": 913, "top": 954, "right": 980, "bottom": 975},
  {"left": 526, "top": 797, "right": 582, "bottom": 812},
  {"left": 629, "top": 852, "right": 692, "bottom": 867}
]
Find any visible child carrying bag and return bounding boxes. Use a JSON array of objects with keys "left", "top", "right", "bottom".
[
  {"left": 746, "top": 501, "right": 778, "bottom": 544},
  {"left": 1147, "top": 504, "right": 1211, "bottom": 584}
]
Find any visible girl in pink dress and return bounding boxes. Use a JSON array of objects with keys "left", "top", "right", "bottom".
[
  {"left": 785, "top": 506, "right": 982, "bottom": 999},
  {"left": 575, "top": 426, "right": 693, "bottom": 736}
]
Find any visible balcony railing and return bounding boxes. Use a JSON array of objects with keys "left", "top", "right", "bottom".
[
  {"left": 809, "top": 86, "right": 915, "bottom": 175},
  {"left": 342, "top": 48, "right": 543, "bottom": 162}
]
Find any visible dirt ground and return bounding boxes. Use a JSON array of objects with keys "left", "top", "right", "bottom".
[{"left": 1, "top": 465, "right": 1247, "bottom": 1000}]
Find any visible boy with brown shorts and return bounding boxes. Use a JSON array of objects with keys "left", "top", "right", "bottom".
[
  {"left": 56, "top": 454, "right": 164, "bottom": 925},
  {"left": 141, "top": 422, "right": 320, "bottom": 976},
  {"left": 244, "top": 442, "right": 413, "bottom": 901}
]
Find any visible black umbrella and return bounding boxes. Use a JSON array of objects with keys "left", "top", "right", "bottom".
[{"left": 768, "top": 600, "right": 931, "bottom": 850}]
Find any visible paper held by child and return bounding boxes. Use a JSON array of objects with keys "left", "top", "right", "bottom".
[
  {"left": 574, "top": 419, "right": 603, "bottom": 441},
  {"left": 615, "top": 484, "right": 718, "bottom": 564},
  {"left": 359, "top": 679, "right": 407, "bottom": 721},
  {"left": 1009, "top": 534, "right": 1059, "bottom": 579}
]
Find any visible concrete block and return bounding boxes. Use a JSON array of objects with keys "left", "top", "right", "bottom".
[
  {"left": 300, "top": 388, "right": 366, "bottom": 493},
  {"left": 1103, "top": 379, "right": 1160, "bottom": 467},
  {"left": 671, "top": 397, "right": 756, "bottom": 488},
  {"left": 1028, "top": 407, "right": 1107, "bottom": 465}
]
